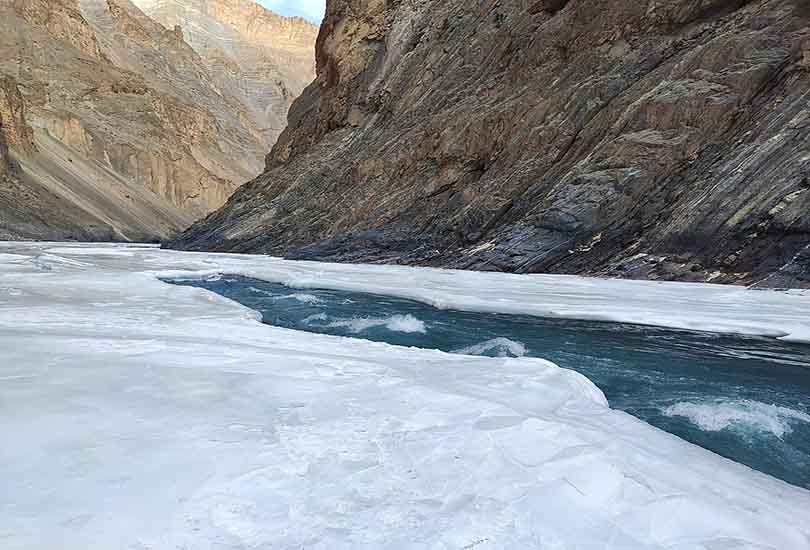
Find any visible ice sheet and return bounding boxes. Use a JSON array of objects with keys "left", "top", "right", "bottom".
[
  {"left": 16, "top": 242, "right": 810, "bottom": 343},
  {"left": 136, "top": 250, "right": 810, "bottom": 343},
  {"left": 1, "top": 242, "right": 810, "bottom": 549}
]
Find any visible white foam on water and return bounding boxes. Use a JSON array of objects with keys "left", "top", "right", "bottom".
[
  {"left": 286, "top": 293, "right": 322, "bottom": 305},
  {"left": 328, "top": 314, "right": 426, "bottom": 334},
  {"left": 663, "top": 399, "right": 810, "bottom": 439},
  {"left": 301, "top": 313, "right": 328, "bottom": 325},
  {"left": 453, "top": 337, "right": 528, "bottom": 358},
  {"left": 249, "top": 286, "right": 322, "bottom": 304}
]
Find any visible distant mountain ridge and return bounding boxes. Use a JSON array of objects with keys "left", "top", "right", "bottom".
[
  {"left": 131, "top": 0, "right": 318, "bottom": 150},
  {"left": 0, "top": 0, "right": 316, "bottom": 241}
]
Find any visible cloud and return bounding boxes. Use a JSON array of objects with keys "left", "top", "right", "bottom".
[{"left": 258, "top": 0, "right": 325, "bottom": 22}]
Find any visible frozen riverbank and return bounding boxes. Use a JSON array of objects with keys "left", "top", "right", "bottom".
[
  {"left": 161, "top": 254, "right": 810, "bottom": 345},
  {"left": 2, "top": 243, "right": 810, "bottom": 549},
  {"left": 166, "top": 274, "right": 810, "bottom": 488},
  {"left": 16, "top": 242, "right": 810, "bottom": 344}
]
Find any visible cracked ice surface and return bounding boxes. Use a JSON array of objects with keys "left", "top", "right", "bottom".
[{"left": 1, "top": 242, "right": 810, "bottom": 550}]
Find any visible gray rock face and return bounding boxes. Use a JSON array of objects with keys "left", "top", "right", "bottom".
[{"left": 172, "top": 0, "right": 810, "bottom": 287}]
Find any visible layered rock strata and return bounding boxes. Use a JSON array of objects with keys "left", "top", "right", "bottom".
[{"left": 173, "top": 0, "right": 810, "bottom": 288}]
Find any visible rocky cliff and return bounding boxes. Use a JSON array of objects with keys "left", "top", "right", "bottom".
[
  {"left": 173, "top": 0, "right": 810, "bottom": 287},
  {"left": 131, "top": 0, "right": 318, "bottom": 149},
  {"left": 0, "top": 72, "right": 190, "bottom": 241},
  {"left": 0, "top": 77, "right": 26, "bottom": 177},
  {"left": 0, "top": 0, "right": 316, "bottom": 241}
]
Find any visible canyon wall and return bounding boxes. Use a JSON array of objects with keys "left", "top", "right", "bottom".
[
  {"left": 132, "top": 0, "right": 318, "bottom": 149},
  {"left": 0, "top": 0, "right": 316, "bottom": 241},
  {"left": 173, "top": 0, "right": 810, "bottom": 287}
]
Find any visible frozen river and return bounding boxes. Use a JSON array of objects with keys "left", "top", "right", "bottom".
[
  {"left": 2, "top": 243, "right": 810, "bottom": 549},
  {"left": 167, "top": 275, "right": 810, "bottom": 489}
]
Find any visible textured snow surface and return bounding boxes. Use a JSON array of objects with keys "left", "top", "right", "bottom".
[{"left": 2, "top": 242, "right": 810, "bottom": 550}]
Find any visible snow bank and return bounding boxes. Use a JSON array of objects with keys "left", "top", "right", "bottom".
[
  {"left": 1, "top": 242, "right": 810, "bottom": 549},
  {"left": 91, "top": 245, "right": 810, "bottom": 344}
]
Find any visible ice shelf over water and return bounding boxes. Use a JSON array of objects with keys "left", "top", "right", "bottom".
[{"left": 2, "top": 242, "right": 810, "bottom": 550}]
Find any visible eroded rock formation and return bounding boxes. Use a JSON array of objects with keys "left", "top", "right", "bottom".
[
  {"left": 131, "top": 0, "right": 318, "bottom": 148},
  {"left": 0, "top": 0, "right": 316, "bottom": 241},
  {"left": 0, "top": 76, "right": 36, "bottom": 157},
  {"left": 174, "top": 0, "right": 810, "bottom": 287},
  {"left": 14, "top": 0, "right": 106, "bottom": 60}
]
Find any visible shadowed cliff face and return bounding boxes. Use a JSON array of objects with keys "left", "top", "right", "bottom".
[{"left": 172, "top": 0, "right": 810, "bottom": 287}]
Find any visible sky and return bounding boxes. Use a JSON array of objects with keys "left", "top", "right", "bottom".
[{"left": 258, "top": 0, "right": 325, "bottom": 23}]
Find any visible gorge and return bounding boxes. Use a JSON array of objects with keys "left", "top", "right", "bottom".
[
  {"left": 3, "top": 4, "right": 810, "bottom": 547},
  {"left": 172, "top": 0, "right": 810, "bottom": 288},
  {"left": 0, "top": 0, "right": 316, "bottom": 241}
]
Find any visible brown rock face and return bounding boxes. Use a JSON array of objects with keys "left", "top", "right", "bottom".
[
  {"left": 0, "top": 77, "right": 36, "bottom": 157},
  {"left": 0, "top": 135, "right": 8, "bottom": 177},
  {"left": 173, "top": 0, "right": 810, "bottom": 288},
  {"left": 0, "top": 0, "right": 316, "bottom": 241},
  {"left": 0, "top": 76, "right": 33, "bottom": 175},
  {"left": 14, "top": 0, "right": 105, "bottom": 60},
  {"left": 131, "top": 0, "right": 318, "bottom": 149},
  {"left": 0, "top": 84, "right": 15, "bottom": 176},
  {"left": 0, "top": 73, "right": 188, "bottom": 241}
]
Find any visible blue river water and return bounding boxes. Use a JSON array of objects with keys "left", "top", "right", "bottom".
[{"left": 166, "top": 275, "right": 810, "bottom": 489}]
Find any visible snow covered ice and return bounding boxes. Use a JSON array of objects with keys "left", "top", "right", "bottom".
[{"left": 2, "top": 242, "right": 810, "bottom": 550}]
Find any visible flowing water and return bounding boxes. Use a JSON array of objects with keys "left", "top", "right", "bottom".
[{"left": 166, "top": 275, "right": 810, "bottom": 488}]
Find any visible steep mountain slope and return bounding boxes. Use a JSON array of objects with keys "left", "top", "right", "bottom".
[
  {"left": 173, "top": 0, "right": 810, "bottom": 288},
  {"left": 0, "top": 0, "right": 315, "bottom": 241},
  {"left": 0, "top": 73, "right": 186, "bottom": 241},
  {"left": 131, "top": 0, "right": 318, "bottom": 149},
  {"left": 78, "top": 0, "right": 268, "bottom": 185}
]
